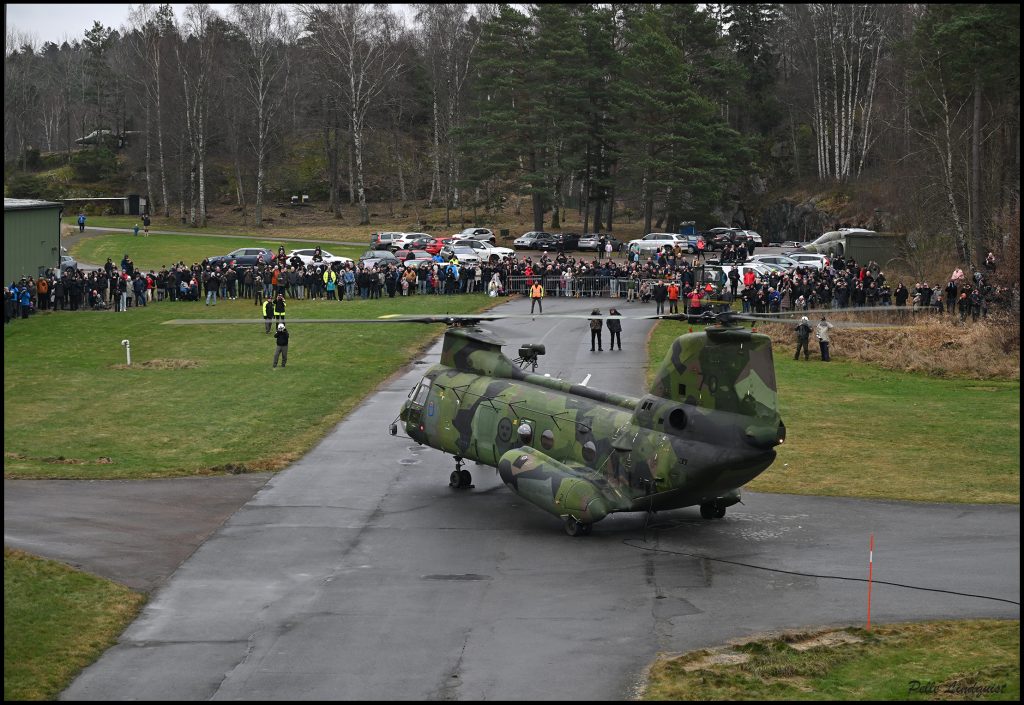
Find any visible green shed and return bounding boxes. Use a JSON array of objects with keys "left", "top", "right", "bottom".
[{"left": 4, "top": 198, "right": 64, "bottom": 284}]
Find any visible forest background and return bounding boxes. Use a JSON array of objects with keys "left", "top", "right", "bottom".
[{"left": 4, "top": 3, "right": 1020, "bottom": 276}]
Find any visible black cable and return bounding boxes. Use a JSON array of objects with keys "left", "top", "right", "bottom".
[{"left": 622, "top": 537, "right": 1020, "bottom": 607}]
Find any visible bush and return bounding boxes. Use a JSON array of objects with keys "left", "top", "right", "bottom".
[
  {"left": 5, "top": 172, "right": 63, "bottom": 200},
  {"left": 70, "top": 148, "right": 119, "bottom": 182}
]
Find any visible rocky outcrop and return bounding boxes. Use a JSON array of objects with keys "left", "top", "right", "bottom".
[{"left": 758, "top": 195, "right": 835, "bottom": 243}]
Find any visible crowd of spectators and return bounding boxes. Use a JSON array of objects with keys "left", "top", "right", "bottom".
[{"left": 4, "top": 243, "right": 1017, "bottom": 325}]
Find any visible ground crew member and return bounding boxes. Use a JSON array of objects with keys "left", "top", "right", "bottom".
[
  {"left": 273, "top": 323, "right": 289, "bottom": 368},
  {"left": 273, "top": 293, "right": 286, "bottom": 325},
  {"left": 530, "top": 280, "right": 544, "bottom": 314},
  {"left": 263, "top": 297, "right": 274, "bottom": 333},
  {"left": 794, "top": 316, "right": 812, "bottom": 361}
]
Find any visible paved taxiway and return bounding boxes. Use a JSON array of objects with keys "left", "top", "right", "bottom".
[{"left": 6, "top": 297, "right": 1017, "bottom": 700}]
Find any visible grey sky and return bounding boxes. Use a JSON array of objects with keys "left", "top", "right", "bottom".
[{"left": 5, "top": 4, "right": 420, "bottom": 47}]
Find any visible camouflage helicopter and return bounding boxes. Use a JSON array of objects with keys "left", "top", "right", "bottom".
[
  {"left": 387, "top": 304, "right": 906, "bottom": 536},
  {"left": 169, "top": 307, "right": 898, "bottom": 536},
  {"left": 388, "top": 310, "right": 784, "bottom": 535}
]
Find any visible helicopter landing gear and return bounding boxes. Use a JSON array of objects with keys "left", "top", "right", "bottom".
[
  {"left": 449, "top": 457, "right": 473, "bottom": 489},
  {"left": 563, "top": 517, "right": 593, "bottom": 537},
  {"left": 700, "top": 503, "right": 727, "bottom": 520}
]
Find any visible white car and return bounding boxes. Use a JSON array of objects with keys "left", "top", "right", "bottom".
[
  {"left": 391, "top": 232, "right": 432, "bottom": 250},
  {"left": 287, "top": 248, "right": 354, "bottom": 268},
  {"left": 443, "top": 246, "right": 482, "bottom": 266},
  {"left": 741, "top": 230, "right": 763, "bottom": 245},
  {"left": 627, "top": 232, "right": 691, "bottom": 254},
  {"left": 451, "top": 239, "right": 514, "bottom": 262},
  {"left": 787, "top": 253, "right": 829, "bottom": 270},
  {"left": 453, "top": 227, "right": 496, "bottom": 245},
  {"left": 747, "top": 254, "right": 803, "bottom": 270}
]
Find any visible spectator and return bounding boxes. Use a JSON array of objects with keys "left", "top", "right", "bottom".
[
  {"left": 589, "top": 309, "right": 604, "bottom": 352},
  {"left": 793, "top": 316, "right": 812, "bottom": 361},
  {"left": 606, "top": 308, "right": 622, "bottom": 351},
  {"left": 816, "top": 315, "right": 835, "bottom": 361}
]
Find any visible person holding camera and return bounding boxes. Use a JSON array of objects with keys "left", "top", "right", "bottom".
[
  {"left": 273, "top": 323, "right": 289, "bottom": 368},
  {"left": 816, "top": 315, "right": 835, "bottom": 361}
]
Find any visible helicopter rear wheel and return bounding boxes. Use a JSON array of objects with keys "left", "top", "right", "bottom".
[
  {"left": 564, "top": 517, "right": 592, "bottom": 537},
  {"left": 449, "top": 468, "right": 473, "bottom": 489},
  {"left": 700, "top": 503, "right": 727, "bottom": 519}
]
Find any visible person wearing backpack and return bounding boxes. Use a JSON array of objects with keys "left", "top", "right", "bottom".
[{"left": 589, "top": 309, "right": 604, "bottom": 352}]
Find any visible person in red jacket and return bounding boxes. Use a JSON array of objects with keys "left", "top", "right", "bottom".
[{"left": 666, "top": 281, "right": 680, "bottom": 313}]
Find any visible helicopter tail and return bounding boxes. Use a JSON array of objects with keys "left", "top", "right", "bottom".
[{"left": 649, "top": 327, "right": 779, "bottom": 419}]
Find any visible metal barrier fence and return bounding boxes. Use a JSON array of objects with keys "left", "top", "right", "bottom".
[{"left": 503, "top": 275, "right": 725, "bottom": 298}]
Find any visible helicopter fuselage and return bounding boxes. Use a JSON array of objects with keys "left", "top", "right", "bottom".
[{"left": 398, "top": 327, "right": 783, "bottom": 527}]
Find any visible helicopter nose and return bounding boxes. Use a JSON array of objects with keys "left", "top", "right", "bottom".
[{"left": 744, "top": 420, "right": 785, "bottom": 450}]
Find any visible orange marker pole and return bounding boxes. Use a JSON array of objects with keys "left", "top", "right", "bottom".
[{"left": 867, "top": 533, "right": 874, "bottom": 631}]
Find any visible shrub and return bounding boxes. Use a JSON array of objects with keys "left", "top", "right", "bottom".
[{"left": 70, "top": 148, "right": 118, "bottom": 182}]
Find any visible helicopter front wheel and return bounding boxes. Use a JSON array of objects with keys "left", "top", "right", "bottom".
[
  {"left": 449, "top": 458, "right": 473, "bottom": 489},
  {"left": 564, "top": 517, "right": 593, "bottom": 537}
]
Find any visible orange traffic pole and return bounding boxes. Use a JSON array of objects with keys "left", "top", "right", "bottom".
[{"left": 867, "top": 533, "right": 874, "bottom": 631}]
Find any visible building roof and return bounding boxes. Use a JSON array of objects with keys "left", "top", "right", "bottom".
[{"left": 4, "top": 198, "right": 64, "bottom": 211}]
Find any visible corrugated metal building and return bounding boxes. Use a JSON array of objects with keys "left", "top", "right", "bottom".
[{"left": 4, "top": 198, "right": 64, "bottom": 284}]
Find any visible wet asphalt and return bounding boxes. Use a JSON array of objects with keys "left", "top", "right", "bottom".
[{"left": 4, "top": 277, "right": 1019, "bottom": 701}]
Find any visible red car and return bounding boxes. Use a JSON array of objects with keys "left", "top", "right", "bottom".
[{"left": 425, "top": 238, "right": 453, "bottom": 256}]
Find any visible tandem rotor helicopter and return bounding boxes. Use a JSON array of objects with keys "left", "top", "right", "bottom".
[{"left": 168, "top": 306, "right": 901, "bottom": 536}]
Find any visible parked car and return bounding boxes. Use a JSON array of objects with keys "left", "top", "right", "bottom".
[
  {"left": 425, "top": 237, "right": 454, "bottom": 256},
  {"left": 395, "top": 250, "right": 436, "bottom": 269},
  {"left": 577, "top": 233, "right": 623, "bottom": 252},
  {"left": 701, "top": 227, "right": 747, "bottom": 250},
  {"left": 287, "top": 248, "right": 354, "bottom": 268},
  {"left": 391, "top": 232, "right": 432, "bottom": 250},
  {"left": 58, "top": 254, "right": 79, "bottom": 274},
  {"left": 208, "top": 247, "right": 276, "bottom": 270},
  {"left": 370, "top": 232, "right": 405, "bottom": 250},
  {"left": 453, "top": 227, "right": 496, "bottom": 245},
  {"left": 550, "top": 232, "right": 581, "bottom": 251},
  {"left": 741, "top": 230, "right": 763, "bottom": 245},
  {"left": 359, "top": 250, "right": 399, "bottom": 269},
  {"left": 627, "top": 232, "right": 696, "bottom": 255},
  {"left": 439, "top": 245, "right": 482, "bottom": 266},
  {"left": 405, "top": 236, "right": 438, "bottom": 252},
  {"left": 451, "top": 239, "right": 515, "bottom": 262},
  {"left": 786, "top": 253, "right": 829, "bottom": 270},
  {"left": 782, "top": 240, "right": 804, "bottom": 249},
  {"left": 746, "top": 254, "right": 804, "bottom": 270},
  {"left": 513, "top": 231, "right": 553, "bottom": 250}
]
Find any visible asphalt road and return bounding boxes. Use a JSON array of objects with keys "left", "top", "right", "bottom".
[{"left": 5, "top": 296, "right": 1017, "bottom": 700}]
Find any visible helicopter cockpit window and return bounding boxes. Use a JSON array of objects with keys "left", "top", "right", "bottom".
[{"left": 411, "top": 378, "right": 432, "bottom": 406}]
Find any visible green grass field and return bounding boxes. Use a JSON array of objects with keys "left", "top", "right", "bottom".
[
  {"left": 648, "top": 321, "right": 1020, "bottom": 504},
  {"left": 3, "top": 548, "right": 145, "bottom": 701},
  {"left": 70, "top": 232, "right": 367, "bottom": 273},
  {"left": 4, "top": 294, "right": 495, "bottom": 479},
  {"left": 644, "top": 620, "right": 1020, "bottom": 701}
]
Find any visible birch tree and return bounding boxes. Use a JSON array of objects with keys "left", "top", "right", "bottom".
[
  {"left": 300, "top": 4, "right": 405, "bottom": 225},
  {"left": 231, "top": 3, "right": 292, "bottom": 227},
  {"left": 785, "top": 4, "right": 890, "bottom": 182},
  {"left": 175, "top": 4, "right": 218, "bottom": 227},
  {"left": 126, "top": 4, "right": 174, "bottom": 216},
  {"left": 415, "top": 4, "right": 481, "bottom": 210}
]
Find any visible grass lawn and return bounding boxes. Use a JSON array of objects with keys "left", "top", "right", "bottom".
[
  {"left": 69, "top": 232, "right": 368, "bottom": 272},
  {"left": 644, "top": 619, "right": 1020, "bottom": 700},
  {"left": 3, "top": 548, "right": 145, "bottom": 701},
  {"left": 3, "top": 293, "right": 497, "bottom": 479},
  {"left": 648, "top": 321, "right": 1020, "bottom": 504}
]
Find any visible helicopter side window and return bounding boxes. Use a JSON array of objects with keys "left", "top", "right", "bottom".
[{"left": 411, "top": 378, "right": 432, "bottom": 406}]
